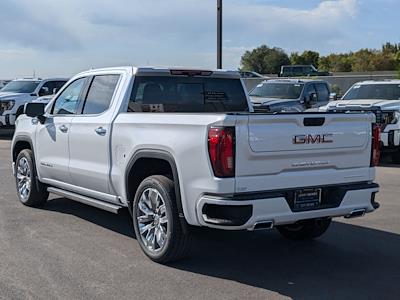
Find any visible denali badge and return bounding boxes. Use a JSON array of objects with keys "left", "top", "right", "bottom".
[{"left": 293, "top": 134, "right": 333, "bottom": 145}]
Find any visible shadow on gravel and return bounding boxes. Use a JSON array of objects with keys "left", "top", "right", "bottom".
[
  {"left": 173, "top": 223, "right": 400, "bottom": 299},
  {"left": 44, "top": 198, "right": 135, "bottom": 238},
  {"left": 43, "top": 197, "right": 400, "bottom": 299},
  {"left": 380, "top": 153, "right": 400, "bottom": 168}
]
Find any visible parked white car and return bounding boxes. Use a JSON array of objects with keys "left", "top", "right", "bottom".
[
  {"left": 325, "top": 80, "right": 400, "bottom": 163},
  {"left": 12, "top": 66, "right": 380, "bottom": 263},
  {"left": 0, "top": 78, "right": 68, "bottom": 127}
]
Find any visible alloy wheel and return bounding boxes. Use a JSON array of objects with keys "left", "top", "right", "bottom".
[
  {"left": 136, "top": 188, "right": 169, "bottom": 253},
  {"left": 16, "top": 157, "right": 31, "bottom": 201}
]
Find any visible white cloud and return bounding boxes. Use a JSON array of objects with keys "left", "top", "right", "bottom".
[{"left": 0, "top": 0, "right": 366, "bottom": 77}]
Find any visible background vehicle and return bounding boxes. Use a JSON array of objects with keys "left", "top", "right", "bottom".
[
  {"left": 279, "top": 65, "right": 331, "bottom": 77},
  {"left": 326, "top": 80, "right": 400, "bottom": 163},
  {"left": 0, "top": 78, "right": 68, "bottom": 127},
  {"left": 12, "top": 66, "right": 379, "bottom": 263},
  {"left": 0, "top": 80, "right": 11, "bottom": 89},
  {"left": 250, "top": 79, "right": 332, "bottom": 112},
  {"left": 239, "top": 71, "right": 265, "bottom": 78}
]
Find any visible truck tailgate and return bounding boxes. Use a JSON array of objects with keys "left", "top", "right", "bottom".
[{"left": 235, "top": 113, "right": 375, "bottom": 193}]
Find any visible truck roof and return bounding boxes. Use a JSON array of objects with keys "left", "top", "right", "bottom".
[
  {"left": 77, "top": 66, "right": 241, "bottom": 79},
  {"left": 262, "top": 78, "right": 328, "bottom": 84},
  {"left": 353, "top": 79, "right": 400, "bottom": 85},
  {"left": 12, "top": 77, "right": 69, "bottom": 82},
  {"left": 281, "top": 64, "right": 315, "bottom": 68}
]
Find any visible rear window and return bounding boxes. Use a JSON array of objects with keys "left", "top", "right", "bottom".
[{"left": 128, "top": 76, "right": 248, "bottom": 113}]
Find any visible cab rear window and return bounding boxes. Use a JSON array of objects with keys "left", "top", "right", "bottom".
[{"left": 128, "top": 76, "right": 248, "bottom": 113}]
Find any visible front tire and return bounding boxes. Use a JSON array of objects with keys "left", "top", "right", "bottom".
[
  {"left": 15, "top": 149, "right": 49, "bottom": 207},
  {"left": 277, "top": 218, "right": 332, "bottom": 240},
  {"left": 132, "top": 175, "right": 191, "bottom": 263}
]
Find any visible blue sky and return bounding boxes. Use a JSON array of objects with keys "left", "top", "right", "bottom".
[{"left": 0, "top": 0, "right": 398, "bottom": 78}]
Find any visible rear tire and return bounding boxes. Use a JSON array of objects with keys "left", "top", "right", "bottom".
[
  {"left": 15, "top": 149, "right": 49, "bottom": 207},
  {"left": 132, "top": 175, "right": 191, "bottom": 263},
  {"left": 277, "top": 218, "right": 332, "bottom": 240}
]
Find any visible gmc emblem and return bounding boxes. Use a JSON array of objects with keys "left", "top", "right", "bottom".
[{"left": 293, "top": 134, "right": 334, "bottom": 145}]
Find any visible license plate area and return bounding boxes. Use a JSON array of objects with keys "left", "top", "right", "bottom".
[{"left": 294, "top": 188, "right": 322, "bottom": 211}]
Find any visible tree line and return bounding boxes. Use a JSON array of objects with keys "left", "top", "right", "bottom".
[{"left": 240, "top": 42, "right": 400, "bottom": 74}]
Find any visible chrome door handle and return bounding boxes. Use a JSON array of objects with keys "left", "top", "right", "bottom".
[
  {"left": 95, "top": 127, "right": 107, "bottom": 136},
  {"left": 59, "top": 125, "right": 68, "bottom": 133}
]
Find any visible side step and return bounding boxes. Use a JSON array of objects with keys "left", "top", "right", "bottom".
[{"left": 47, "top": 187, "right": 123, "bottom": 214}]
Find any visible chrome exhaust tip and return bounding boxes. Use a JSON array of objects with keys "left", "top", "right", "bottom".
[
  {"left": 251, "top": 221, "right": 274, "bottom": 231},
  {"left": 345, "top": 209, "right": 366, "bottom": 219}
]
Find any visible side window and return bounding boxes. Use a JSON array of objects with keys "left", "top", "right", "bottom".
[
  {"left": 39, "top": 81, "right": 67, "bottom": 96},
  {"left": 39, "top": 81, "right": 54, "bottom": 96},
  {"left": 293, "top": 67, "right": 303, "bottom": 75},
  {"left": 303, "top": 67, "right": 312, "bottom": 74},
  {"left": 52, "top": 81, "right": 68, "bottom": 94},
  {"left": 82, "top": 75, "right": 120, "bottom": 115},
  {"left": 304, "top": 84, "right": 317, "bottom": 98},
  {"left": 52, "top": 78, "right": 86, "bottom": 115},
  {"left": 315, "top": 83, "right": 330, "bottom": 102}
]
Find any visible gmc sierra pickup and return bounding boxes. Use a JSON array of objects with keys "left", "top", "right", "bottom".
[
  {"left": 325, "top": 80, "right": 400, "bottom": 163},
  {"left": 11, "top": 66, "right": 380, "bottom": 263},
  {"left": 0, "top": 78, "right": 68, "bottom": 127}
]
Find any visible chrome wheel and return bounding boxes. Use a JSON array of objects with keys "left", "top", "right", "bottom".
[
  {"left": 17, "top": 157, "right": 31, "bottom": 201},
  {"left": 137, "top": 188, "right": 169, "bottom": 253}
]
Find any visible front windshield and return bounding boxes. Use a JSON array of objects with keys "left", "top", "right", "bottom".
[
  {"left": 343, "top": 84, "right": 400, "bottom": 100},
  {"left": 1, "top": 81, "right": 40, "bottom": 93},
  {"left": 250, "top": 83, "right": 304, "bottom": 99}
]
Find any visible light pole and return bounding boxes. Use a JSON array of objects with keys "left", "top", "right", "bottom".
[{"left": 217, "top": 0, "right": 222, "bottom": 69}]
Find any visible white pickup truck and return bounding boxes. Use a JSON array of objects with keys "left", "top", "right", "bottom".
[
  {"left": 325, "top": 80, "right": 400, "bottom": 163},
  {"left": 0, "top": 78, "right": 68, "bottom": 127},
  {"left": 12, "top": 67, "right": 380, "bottom": 263}
]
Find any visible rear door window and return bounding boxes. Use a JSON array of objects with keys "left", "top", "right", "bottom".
[
  {"left": 128, "top": 76, "right": 248, "bottom": 113},
  {"left": 315, "top": 83, "right": 330, "bottom": 102},
  {"left": 82, "top": 75, "right": 120, "bottom": 115},
  {"left": 304, "top": 84, "right": 317, "bottom": 99}
]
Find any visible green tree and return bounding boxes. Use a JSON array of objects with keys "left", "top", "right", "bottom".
[
  {"left": 382, "top": 42, "right": 400, "bottom": 54},
  {"left": 290, "top": 50, "right": 320, "bottom": 68},
  {"left": 319, "top": 54, "right": 352, "bottom": 72},
  {"left": 240, "top": 45, "right": 290, "bottom": 74}
]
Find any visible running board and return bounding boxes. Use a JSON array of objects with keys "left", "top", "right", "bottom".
[{"left": 47, "top": 187, "right": 122, "bottom": 214}]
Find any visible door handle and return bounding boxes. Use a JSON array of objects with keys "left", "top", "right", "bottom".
[
  {"left": 95, "top": 127, "right": 107, "bottom": 136},
  {"left": 59, "top": 125, "right": 68, "bottom": 133}
]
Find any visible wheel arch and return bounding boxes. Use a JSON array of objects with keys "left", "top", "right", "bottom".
[
  {"left": 12, "top": 136, "right": 35, "bottom": 162},
  {"left": 125, "top": 149, "right": 187, "bottom": 228}
]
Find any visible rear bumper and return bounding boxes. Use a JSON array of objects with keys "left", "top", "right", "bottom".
[{"left": 196, "top": 182, "right": 379, "bottom": 230}]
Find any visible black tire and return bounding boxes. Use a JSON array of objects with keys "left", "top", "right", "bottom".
[
  {"left": 277, "top": 218, "right": 332, "bottom": 240},
  {"left": 15, "top": 149, "right": 48, "bottom": 207},
  {"left": 392, "top": 152, "right": 400, "bottom": 164},
  {"left": 132, "top": 175, "right": 191, "bottom": 263}
]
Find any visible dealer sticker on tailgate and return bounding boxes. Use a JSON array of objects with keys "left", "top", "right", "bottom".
[{"left": 294, "top": 188, "right": 322, "bottom": 210}]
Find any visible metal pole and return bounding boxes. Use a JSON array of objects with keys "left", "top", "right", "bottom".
[{"left": 217, "top": 0, "right": 222, "bottom": 69}]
